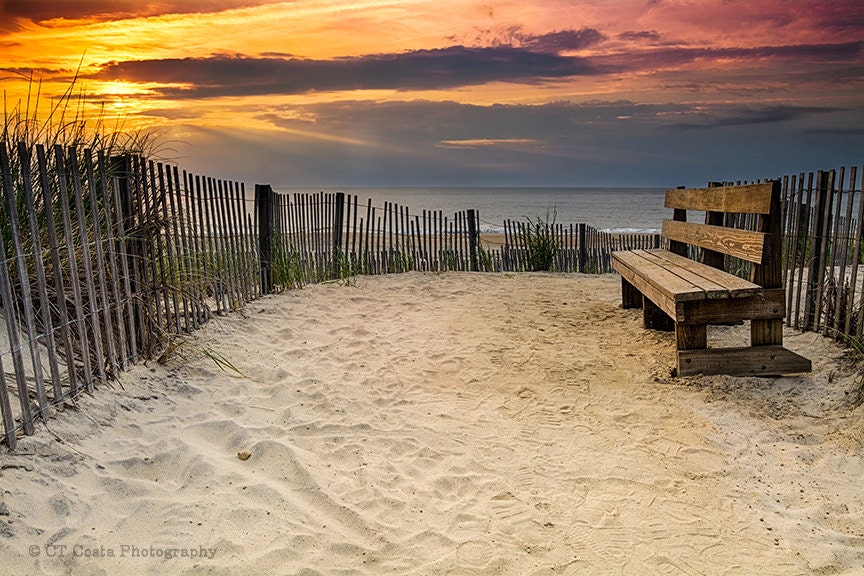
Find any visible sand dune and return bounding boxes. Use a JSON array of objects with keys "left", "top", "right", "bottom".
[{"left": 1, "top": 272, "right": 862, "bottom": 575}]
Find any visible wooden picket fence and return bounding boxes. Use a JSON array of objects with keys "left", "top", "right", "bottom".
[
  {"left": 493, "top": 220, "right": 660, "bottom": 273},
  {"left": 781, "top": 168, "right": 863, "bottom": 340},
  {"left": 0, "top": 140, "right": 861, "bottom": 449},
  {"left": 255, "top": 185, "right": 660, "bottom": 286},
  {"left": 256, "top": 188, "right": 486, "bottom": 289},
  {"left": 0, "top": 142, "right": 259, "bottom": 449}
]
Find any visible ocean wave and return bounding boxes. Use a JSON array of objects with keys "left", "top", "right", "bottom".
[{"left": 600, "top": 227, "right": 661, "bottom": 234}]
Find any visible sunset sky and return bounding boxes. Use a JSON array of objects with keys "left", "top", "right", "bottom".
[{"left": 1, "top": 0, "right": 862, "bottom": 187}]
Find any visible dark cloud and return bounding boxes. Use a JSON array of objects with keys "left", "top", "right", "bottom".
[
  {"left": 522, "top": 28, "right": 607, "bottom": 52},
  {"left": 667, "top": 105, "right": 846, "bottom": 129},
  {"left": 1, "top": 0, "right": 278, "bottom": 23},
  {"left": 804, "top": 0, "right": 864, "bottom": 35},
  {"left": 91, "top": 38, "right": 864, "bottom": 98},
  {"left": 169, "top": 99, "right": 862, "bottom": 187},
  {"left": 446, "top": 25, "right": 605, "bottom": 52},
  {"left": 593, "top": 41, "right": 864, "bottom": 72},
  {"left": 88, "top": 38, "right": 863, "bottom": 100},
  {"left": 806, "top": 126, "right": 864, "bottom": 136},
  {"left": 618, "top": 30, "right": 662, "bottom": 43},
  {"left": 1, "top": 66, "right": 64, "bottom": 79},
  {"left": 92, "top": 46, "right": 598, "bottom": 98}
]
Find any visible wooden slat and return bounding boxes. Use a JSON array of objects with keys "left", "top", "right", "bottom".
[
  {"left": 662, "top": 219, "right": 766, "bottom": 263},
  {"left": 54, "top": 145, "right": 94, "bottom": 390},
  {"left": 38, "top": 145, "right": 79, "bottom": 391},
  {"left": 677, "top": 346, "right": 812, "bottom": 377},
  {"left": 844, "top": 166, "right": 861, "bottom": 336},
  {"left": 84, "top": 153, "right": 119, "bottom": 380},
  {"left": 665, "top": 182, "right": 774, "bottom": 214},
  {"left": 676, "top": 289, "right": 785, "bottom": 325},
  {"left": 2, "top": 145, "right": 50, "bottom": 414},
  {"left": 17, "top": 143, "right": 62, "bottom": 406},
  {"left": 110, "top": 155, "right": 138, "bottom": 363},
  {"left": 69, "top": 147, "right": 106, "bottom": 388},
  {"left": 156, "top": 163, "right": 181, "bottom": 332},
  {"left": 98, "top": 151, "right": 130, "bottom": 368},
  {"left": 613, "top": 251, "right": 703, "bottom": 302},
  {"left": 640, "top": 249, "right": 761, "bottom": 296},
  {"left": 614, "top": 248, "right": 760, "bottom": 299},
  {"left": 0, "top": 145, "right": 36, "bottom": 436},
  {"left": 637, "top": 250, "right": 735, "bottom": 296},
  {"left": 613, "top": 257, "right": 684, "bottom": 322}
]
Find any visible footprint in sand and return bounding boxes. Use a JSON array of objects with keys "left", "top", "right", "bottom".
[{"left": 457, "top": 540, "right": 493, "bottom": 567}]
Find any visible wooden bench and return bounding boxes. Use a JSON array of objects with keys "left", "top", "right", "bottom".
[{"left": 611, "top": 181, "right": 812, "bottom": 377}]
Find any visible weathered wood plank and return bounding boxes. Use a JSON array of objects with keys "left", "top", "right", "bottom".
[
  {"left": 641, "top": 249, "right": 761, "bottom": 295},
  {"left": 676, "top": 289, "right": 785, "bottom": 325},
  {"left": 665, "top": 182, "right": 774, "bottom": 214},
  {"left": 702, "top": 209, "right": 726, "bottom": 270},
  {"left": 662, "top": 219, "right": 766, "bottom": 263},
  {"left": 677, "top": 346, "right": 812, "bottom": 377},
  {"left": 85, "top": 152, "right": 119, "bottom": 380},
  {"left": 111, "top": 155, "right": 139, "bottom": 363},
  {"left": 2, "top": 145, "right": 49, "bottom": 414},
  {"left": 638, "top": 250, "right": 739, "bottom": 296},
  {"left": 612, "top": 258, "right": 680, "bottom": 321},
  {"left": 676, "top": 324, "right": 706, "bottom": 350},
  {"left": 99, "top": 151, "right": 130, "bottom": 369},
  {"left": 0, "top": 145, "right": 36, "bottom": 436},
  {"left": 17, "top": 143, "right": 63, "bottom": 405},
  {"left": 750, "top": 180, "right": 783, "bottom": 289},
  {"left": 54, "top": 145, "right": 94, "bottom": 390},
  {"left": 668, "top": 208, "right": 688, "bottom": 257},
  {"left": 69, "top": 147, "right": 106, "bottom": 387},
  {"left": 612, "top": 251, "right": 705, "bottom": 302},
  {"left": 38, "top": 145, "right": 79, "bottom": 391},
  {"left": 844, "top": 166, "right": 861, "bottom": 336}
]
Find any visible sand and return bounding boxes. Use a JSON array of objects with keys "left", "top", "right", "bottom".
[{"left": 1, "top": 271, "right": 862, "bottom": 576}]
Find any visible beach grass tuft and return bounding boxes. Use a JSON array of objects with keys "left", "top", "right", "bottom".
[{"left": 521, "top": 208, "right": 560, "bottom": 271}]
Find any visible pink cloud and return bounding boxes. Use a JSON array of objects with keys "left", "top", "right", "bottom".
[{"left": 2, "top": 0, "right": 280, "bottom": 27}]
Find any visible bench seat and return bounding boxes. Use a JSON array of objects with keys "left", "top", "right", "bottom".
[{"left": 613, "top": 249, "right": 762, "bottom": 305}]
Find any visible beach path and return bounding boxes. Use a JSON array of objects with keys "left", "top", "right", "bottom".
[{"left": 1, "top": 272, "right": 862, "bottom": 575}]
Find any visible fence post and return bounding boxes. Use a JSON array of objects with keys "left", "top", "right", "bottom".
[
  {"left": 467, "top": 209, "right": 479, "bottom": 272},
  {"left": 578, "top": 223, "right": 587, "bottom": 273},
  {"left": 804, "top": 171, "right": 830, "bottom": 330},
  {"left": 333, "top": 192, "right": 345, "bottom": 275},
  {"left": 256, "top": 184, "right": 274, "bottom": 294},
  {"left": 110, "top": 154, "right": 143, "bottom": 361}
]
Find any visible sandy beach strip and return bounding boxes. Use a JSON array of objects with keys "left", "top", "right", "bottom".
[{"left": 1, "top": 271, "right": 862, "bottom": 575}]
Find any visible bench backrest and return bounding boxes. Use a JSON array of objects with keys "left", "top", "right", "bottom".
[{"left": 662, "top": 181, "right": 782, "bottom": 288}]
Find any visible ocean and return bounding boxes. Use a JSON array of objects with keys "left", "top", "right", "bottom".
[{"left": 281, "top": 187, "right": 669, "bottom": 234}]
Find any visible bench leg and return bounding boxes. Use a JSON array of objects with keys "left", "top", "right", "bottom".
[
  {"left": 643, "top": 296, "right": 674, "bottom": 331},
  {"left": 675, "top": 323, "right": 707, "bottom": 376},
  {"left": 751, "top": 318, "right": 783, "bottom": 346},
  {"left": 676, "top": 324, "right": 707, "bottom": 350},
  {"left": 621, "top": 278, "right": 642, "bottom": 309}
]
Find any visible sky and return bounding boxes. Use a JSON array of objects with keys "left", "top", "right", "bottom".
[{"left": 1, "top": 0, "right": 862, "bottom": 188}]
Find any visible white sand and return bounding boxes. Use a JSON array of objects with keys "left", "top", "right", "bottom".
[{"left": 1, "top": 272, "right": 862, "bottom": 575}]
